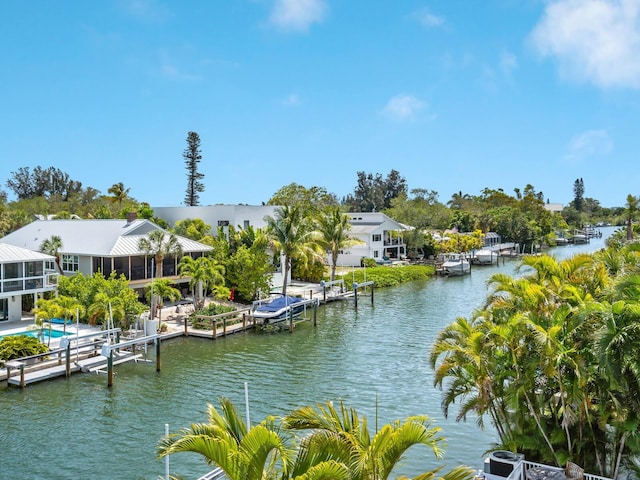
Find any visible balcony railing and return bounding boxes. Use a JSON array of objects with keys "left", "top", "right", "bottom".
[{"left": 486, "top": 459, "right": 612, "bottom": 480}]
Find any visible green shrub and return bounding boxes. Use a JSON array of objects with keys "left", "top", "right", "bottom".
[
  {"left": 339, "top": 265, "right": 435, "bottom": 289},
  {"left": 0, "top": 335, "right": 49, "bottom": 362},
  {"left": 360, "top": 258, "right": 377, "bottom": 268}
]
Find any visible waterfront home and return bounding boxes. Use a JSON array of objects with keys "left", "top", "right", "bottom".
[
  {"left": 154, "top": 204, "right": 279, "bottom": 234},
  {"left": 154, "top": 205, "right": 408, "bottom": 270},
  {"left": 154, "top": 204, "right": 287, "bottom": 289},
  {"left": 0, "top": 214, "right": 212, "bottom": 299},
  {"left": 0, "top": 243, "right": 58, "bottom": 322},
  {"left": 340, "top": 212, "right": 407, "bottom": 266}
]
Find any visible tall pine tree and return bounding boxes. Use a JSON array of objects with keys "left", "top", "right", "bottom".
[
  {"left": 183, "top": 131, "right": 204, "bottom": 206},
  {"left": 573, "top": 177, "right": 584, "bottom": 211}
]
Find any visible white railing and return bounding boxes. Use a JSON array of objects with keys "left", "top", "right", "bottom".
[
  {"left": 505, "top": 460, "right": 613, "bottom": 480},
  {"left": 197, "top": 467, "right": 226, "bottom": 480}
]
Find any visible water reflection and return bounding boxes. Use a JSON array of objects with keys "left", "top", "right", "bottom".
[{"left": 0, "top": 227, "right": 617, "bottom": 479}]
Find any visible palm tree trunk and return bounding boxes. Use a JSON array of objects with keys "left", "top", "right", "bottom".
[{"left": 282, "top": 256, "right": 290, "bottom": 296}]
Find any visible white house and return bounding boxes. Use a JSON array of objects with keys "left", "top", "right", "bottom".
[
  {"left": 154, "top": 205, "right": 278, "bottom": 233},
  {"left": 0, "top": 216, "right": 213, "bottom": 298},
  {"left": 544, "top": 203, "right": 564, "bottom": 213},
  {"left": 0, "top": 243, "right": 58, "bottom": 322},
  {"left": 338, "top": 212, "right": 407, "bottom": 267},
  {"left": 155, "top": 206, "right": 409, "bottom": 270},
  {"left": 153, "top": 205, "right": 287, "bottom": 290}
]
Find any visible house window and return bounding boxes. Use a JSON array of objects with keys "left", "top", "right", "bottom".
[
  {"left": 3, "top": 263, "right": 22, "bottom": 279},
  {"left": 62, "top": 254, "right": 79, "bottom": 272},
  {"left": 372, "top": 234, "right": 382, "bottom": 242},
  {"left": 25, "top": 261, "right": 43, "bottom": 277},
  {"left": 243, "top": 220, "right": 250, "bottom": 229},
  {"left": 373, "top": 251, "right": 379, "bottom": 258}
]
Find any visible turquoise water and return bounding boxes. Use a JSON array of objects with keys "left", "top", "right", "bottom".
[
  {"left": 0, "top": 228, "right": 617, "bottom": 479},
  {"left": 0, "top": 328, "right": 70, "bottom": 342}
]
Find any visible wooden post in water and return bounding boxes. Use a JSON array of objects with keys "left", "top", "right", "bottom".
[
  {"left": 107, "top": 351, "right": 114, "bottom": 387},
  {"left": 353, "top": 282, "right": 359, "bottom": 310},
  {"left": 65, "top": 342, "right": 71, "bottom": 377},
  {"left": 289, "top": 307, "right": 294, "bottom": 333},
  {"left": 184, "top": 316, "right": 188, "bottom": 336},
  {"left": 242, "top": 313, "right": 246, "bottom": 329},
  {"left": 19, "top": 364, "right": 25, "bottom": 389},
  {"left": 313, "top": 300, "right": 318, "bottom": 326},
  {"left": 223, "top": 318, "right": 227, "bottom": 337},
  {"left": 371, "top": 285, "right": 374, "bottom": 305},
  {"left": 155, "top": 338, "right": 161, "bottom": 373},
  {"left": 213, "top": 320, "right": 217, "bottom": 340}
]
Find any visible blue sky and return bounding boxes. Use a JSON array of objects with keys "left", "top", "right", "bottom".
[{"left": 2, "top": 0, "right": 639, "bottom": 209}]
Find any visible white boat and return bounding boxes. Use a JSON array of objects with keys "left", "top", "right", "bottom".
[
  {"left": 251, "top": 295, "right": 306, "bottom": 325},
  {"left": 472, "top": 248, "right": 498, "bottom": 265},
  {"left": 553, "top": 237, "right": 569, "bottom": 246},
  {"left": 439, "top": 253, "right": 471, "bottom": 276}
]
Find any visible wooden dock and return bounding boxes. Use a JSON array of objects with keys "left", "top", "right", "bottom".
[{"left": 3, "top": 283, "right": 374, "bottom": 388}]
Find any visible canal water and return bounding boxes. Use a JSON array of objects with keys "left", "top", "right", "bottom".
[{"left": 0, "top": 228, "right": 617, "bottom": 479}]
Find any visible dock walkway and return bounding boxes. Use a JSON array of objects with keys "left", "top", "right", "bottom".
[{"left": 2, "top": 281, "right": 369, "bottom": 388}]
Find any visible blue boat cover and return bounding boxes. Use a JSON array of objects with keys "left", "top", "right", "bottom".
[{"left": 256, "top": 295, "right": 303, "bottom": 312}]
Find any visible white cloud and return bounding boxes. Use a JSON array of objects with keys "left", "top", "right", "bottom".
[
  {"left": 382, "top": 94, "right": 427, "bottom": 121},
  {"left": 269, "top": 0, "right": 327, "bottom": 32},
  {"left": 564, "top": 130, "right": 613, "bottom": 162},
  {"left": 530, "top": 0, "right": 640, "bottom": 88},
  {"left": 281, "top": 93, "right": 301, "bottom": 106},
  {"left": 412, "top": 7, "right": 445, "bottom": 28}
]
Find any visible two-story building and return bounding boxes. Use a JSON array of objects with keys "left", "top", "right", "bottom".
[
  {"left": 338, "top": 212, "right": 407, "bottom": 266},
  {"left": 0, "top": 243, "right": 58, "bottom": 322},
  {"left": 154, "top": 206, "right": 408, "bottom": 269},
  {"left": 0, "top": 216, "right": 213, "bottom": 300}
]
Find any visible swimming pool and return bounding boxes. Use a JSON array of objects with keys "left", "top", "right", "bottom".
[{"left": 0, "top": 328, "right": 71, "bottom": 342}]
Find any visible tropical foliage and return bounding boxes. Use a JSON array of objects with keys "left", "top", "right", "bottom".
[
  {"left": 57, "top": 272, "right": 145, "bottom": 327},
  {"left": 0, "top": 335, "right": 49, "bottom": 362},
  {"left": 430, "top": 244, "right": 640, "bottom": 479},
  {"left": 158, "top": 397, "right": 476, "bottom": 480},
  {"left": 264, "top": 205, "right": 322, "bottom": 295},
  {"left": 314, "top": 206, "right": 362, "bottom": 281}
]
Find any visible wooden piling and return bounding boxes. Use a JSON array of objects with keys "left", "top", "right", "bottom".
[
  {"left": 65, "top": 343, "right": 71, "bottom": 377},
  {"left": 313, "top": 301, "right": 318, "bottom": 326},
  {"left": 107, "top": 351, "right": 114, "bottom": 387},
  {"left": 155, "top": 338, "right": 161, "bottom": 373}
]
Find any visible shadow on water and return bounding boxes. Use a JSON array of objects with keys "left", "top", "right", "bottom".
[{"left": 0, "top": 227, "right": 618, "bottom": 479}]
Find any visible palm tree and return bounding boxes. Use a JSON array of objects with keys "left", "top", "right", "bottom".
[
  {"left": 264, "top": 205, "right": 321, "bottom": 295},
  {"left": 159, "top": 398, "right": 474, "bottom": 480},
  {"left": 145, "top": 279, "right": 180, "bottom": 322},
  {"left": 624, "top": 194, "right": 638, "bottom": 242},
  {"left": 283, "top": 399, "right": 475, "bottom": 480},
  {"left": 178, "top": 256, "right": 227, "bottom": 309},
  {"left": 51, "top": 295, "right": 85, "bottom": 334},
  {"left": 32, "top": 298, "right": 60, "bottom": 346},
  {"left": 314, "top": 206, "right": 362, "bottom": 282},
  {"left": 158, "top": 397, "right": 294, "bottom": 480},
  {"left": 138, "top": 229, "right": 183, "bottom": 317},
  {"left": 39, "top": 235, "right": 63, "bottom": 274},
  {"left": 107, "top": 182, "right": 131, "bottom": 207},
  {"left": 87, "top": 292, "right": 125, "bottom": 327}
]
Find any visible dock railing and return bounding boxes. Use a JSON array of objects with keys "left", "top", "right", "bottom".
[
  {"left": 186, "top": 307, "right": 254, "bottom": 338},
  {"left": 490, "top": 460, "right": 613, "bottom": 480}
]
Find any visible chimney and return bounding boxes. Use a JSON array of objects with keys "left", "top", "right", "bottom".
[{"left": 126, "top": 212, "right": 138, "bottom": 224}]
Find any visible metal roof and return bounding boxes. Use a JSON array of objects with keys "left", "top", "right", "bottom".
[
  {"left": 0, "top": 243, "right": 55, "bottom": 263},
  {"left": 0, "top": 219, "right": 212, "bottom": 257}
]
